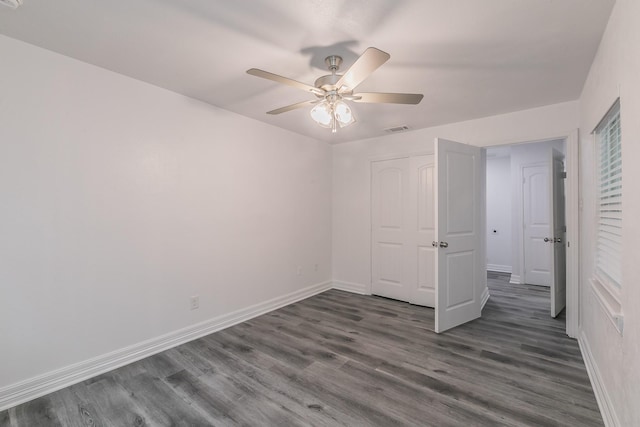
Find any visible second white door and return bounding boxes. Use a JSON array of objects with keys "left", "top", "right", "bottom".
[
  {"left": 523, "top": 165, "right": 552, "bottom": 286},
  {"left": 550, "top": 148, "right": 567, "bottom": 317}
]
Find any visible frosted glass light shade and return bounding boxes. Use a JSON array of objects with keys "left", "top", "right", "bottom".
[
  {"left": 334, "top": 101, "right": 355, "bottom": 127},
  {"left": 310, "top": 99, "right": 355, "bottom": 131},
  {"left": 310, "top": 102, "right": 333, "bottom": 127}
]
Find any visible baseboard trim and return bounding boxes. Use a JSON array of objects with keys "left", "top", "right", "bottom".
[
  {"left": 481, "top": 287, "right": 490, "bottom": 310},
  {"left": 332, "top": 280, "right": 367, "bottom": 295},
  {"left": 509, "top": 274, "right": 522, "bottom": 284},
  {"left": 487, "top": 264, "right": 512, "bottom": 274},
  {"left": 578, "top": 331, "right": 620, "bottom": 427},
  {"left": 0, "top": 280, "right": 332, "bottom": 412}
]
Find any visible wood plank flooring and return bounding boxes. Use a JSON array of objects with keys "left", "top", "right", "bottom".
[{"left": 1, "top": 273, "right": 603, "bottom": 426}]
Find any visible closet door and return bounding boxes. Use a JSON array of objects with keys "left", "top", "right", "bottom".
[
  {"left": 410, "top": 154, "right": 436, "bottom": 307},
  {"left": 371, "top": 155, "right": 436, "bottom": 307},
  {"left": 371, "top": 158, "right": 411, "bottom": 302}
]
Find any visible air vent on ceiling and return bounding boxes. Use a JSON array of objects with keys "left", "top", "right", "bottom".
[
  {"left": 384, "top": 125, "right": 410, "bottom": 133},
  {"left": 0, "top": 0, "right": 22, "bottom": 9}
]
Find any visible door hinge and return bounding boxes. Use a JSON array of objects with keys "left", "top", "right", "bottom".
[{"left": 561, "top": 171, "right": 567, "bottom": 179}]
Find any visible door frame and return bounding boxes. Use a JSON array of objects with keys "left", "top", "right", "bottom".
[{"left": 484, "top": 130, "right": 579, "bottom": 338}]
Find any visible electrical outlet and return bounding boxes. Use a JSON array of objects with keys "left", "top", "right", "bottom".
[
  {"left": 297, "top": 266, "right": 302, "bottom": 276},
  {"left": 190, "top": 295, "right": 199, "bottom": 310}
]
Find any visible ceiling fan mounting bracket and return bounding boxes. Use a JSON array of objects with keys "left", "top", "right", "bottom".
[{"left": 324, "top": 55, "right": 343, "bottom": 73}]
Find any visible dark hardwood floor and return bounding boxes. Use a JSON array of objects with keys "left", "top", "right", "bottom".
[{"left": 1, "top": 273, "right": 603, "bottom": 426}]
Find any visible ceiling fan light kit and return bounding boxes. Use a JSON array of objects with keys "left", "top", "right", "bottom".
[
  {"left": 247, "top": 47, "right": 423, "bottom": 133},
  {"left": 310, "top": 96, "right": 355, "bottom": 133}
]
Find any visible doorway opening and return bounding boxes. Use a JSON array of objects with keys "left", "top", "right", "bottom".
[{"left": 485, "top": 138, "right": 568, "bottom": 321}]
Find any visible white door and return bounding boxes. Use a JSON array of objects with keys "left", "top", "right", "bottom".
[
  {"left": 371, "top": 155, "right": 436, "bottom": 306},
  {"left": 371, "top": 158, "right": 411, "bottom": 302},
  {"left": 523, "top": 165, "right": 552, "bottom": 286},
  {"left": 434, "top": 138, "right": 485, "bottom": 333},
  {"left": 550, "top": 148, "right": 567, "bottom": 317},
  {"left": 411, "top": 155, "right": 436, "bottom": 306}
]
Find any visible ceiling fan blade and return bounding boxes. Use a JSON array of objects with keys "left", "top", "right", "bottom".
[
  {"left": 267, "top": 100, "right": 319, "bottom": 115},
  {"left": 247, "top": 68, "right": 324, "bottom": 95},
  {"left": 353, "top": 92, "right": 424, "bottom": 105},
  {"left": 335, "top": 47, "right": 390, "bottom": 92}
]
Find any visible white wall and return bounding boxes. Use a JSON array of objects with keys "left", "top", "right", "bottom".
[
  {"left": 577, "top": 0, "right": 640, "bottom": 424},
  {"left": 332, "top": 101, "right": 578, "bottom": 292},
  {"left": 0, "top": 35, "right": 332, "bottom": 393},
  {"left": 486, "top": 154, "right": 512, "bottom": 273}
]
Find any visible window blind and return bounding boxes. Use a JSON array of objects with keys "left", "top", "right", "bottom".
[{"left": 595, "top": 102, "right": 622, "bottom": 287}]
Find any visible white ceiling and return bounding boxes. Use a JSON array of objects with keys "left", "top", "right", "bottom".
[{"left": 0, "top": 0, "right": 614, "bottom": 143}]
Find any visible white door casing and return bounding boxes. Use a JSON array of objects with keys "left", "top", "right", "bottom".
[
  {"left": 522, "top": 164, "right": 552, "bottom": 287},
  {"left": 371, "top": 155, "right": 436, "bottom": 307},
  {"left": 550, "top": 148, "right": 567, "bottom": 317},
  {"left": 435, "top": 138, "right": 485, "bottom": 333}
]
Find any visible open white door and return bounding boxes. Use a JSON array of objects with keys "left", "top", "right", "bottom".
[
  {"left": 523, "top": 164, "right": 552, "bottom": 286},
  {"left": 434, "top": 138, "right": 485, "bottom": 333},
  {"left": 550, "top": 148, "right": 567, "bottom": 317}
]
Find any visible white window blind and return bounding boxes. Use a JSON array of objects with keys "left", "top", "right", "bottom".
[{"left": 595, "top": 101, "right": 622, "bottom": 288}]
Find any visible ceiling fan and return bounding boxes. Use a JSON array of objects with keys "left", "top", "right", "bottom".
[{"left": 247, "top": 47, "right": 423, "bottom": 133}]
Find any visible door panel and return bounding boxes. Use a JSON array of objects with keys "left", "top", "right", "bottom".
[
  {"left": 550, "top": 148, "right": 567, "bottom": 317},
  {"left": 417, "top": 163, "right": 435, "bottom": 231},
  {"left": 445, "top": 151, "right": 475, "bottom": 234},
  {"left": 377, "top": 243, "right": 403, "bottom": 285},
  {"left": 435, "top": 138, "right": 485, "bottom": 333},
  {"left": 417, "top": 246, "right": 435, "bottom": 291},
  {"left": 379, "top": 168, "right": 403, "bottom": 229},
  {"left": 523, "top": 165, "right": 552, "bottom": 286},
  {"left": 446, "top": 251, "right": 475, "bottom": 307}
]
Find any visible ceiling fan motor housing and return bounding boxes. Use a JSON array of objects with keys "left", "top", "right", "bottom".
[{"left": 314, "top": 74, "right": 342, "bottom": 92}]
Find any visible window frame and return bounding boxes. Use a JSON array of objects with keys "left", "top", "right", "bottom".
[{"left": 591, "top": 98, "right": 623, "bottom": 334}]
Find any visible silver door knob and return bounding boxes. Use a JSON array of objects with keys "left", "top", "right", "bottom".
[
  {"left": 544, "top": 237, "right": 551, "bottom": 242},
  {"left": 554, "top": 237, "right": 562, "bottom": 243},
  {"left": 432, "top": 241, "right": 438, "bottom": 247},
  {"left": 439, "top": 241, "right": 448, "bottom": 248}
]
